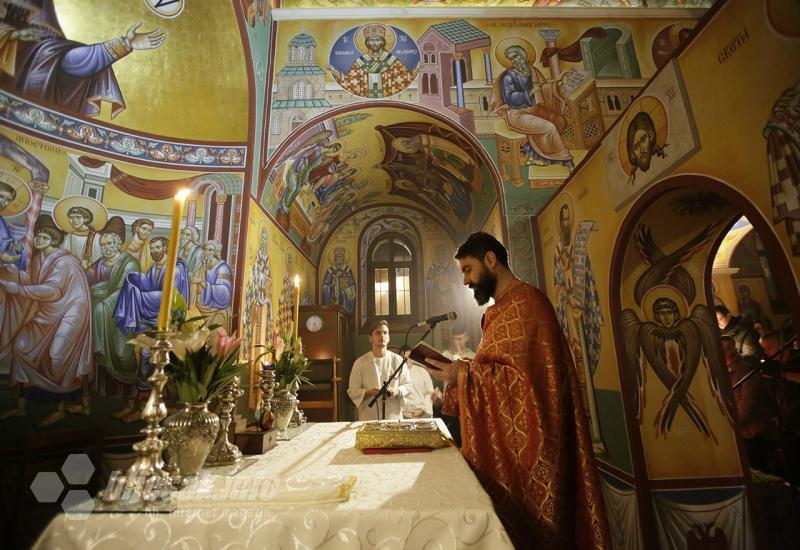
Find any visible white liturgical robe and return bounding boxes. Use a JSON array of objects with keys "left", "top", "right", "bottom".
[
  {"left": 402, "top": 362, "right": 434, "bottom": 418},
  {"left": 347, "top": 351, "right": 412, "bottom": 421}
]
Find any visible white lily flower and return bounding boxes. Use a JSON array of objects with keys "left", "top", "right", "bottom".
[
  {"left": 128, "top": 333, "right": 158, "bottom": 350},
  {"left": 167, "top": 328, "right": 209, "bottom": 360}
]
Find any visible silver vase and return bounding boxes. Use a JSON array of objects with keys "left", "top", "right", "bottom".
[
  {"left": 270, "top": 390, "right": 297, "bottom": 432},
  {"left": 162, "top": 402, "right": 219, "bottom": 479}
]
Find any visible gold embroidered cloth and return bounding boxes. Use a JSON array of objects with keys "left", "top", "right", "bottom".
[
  {"left": 355, "top": 420, "right": 453, "bottom": 449},
  {"left": 443, "top": 279, "right": 610, "bottom": 549}
]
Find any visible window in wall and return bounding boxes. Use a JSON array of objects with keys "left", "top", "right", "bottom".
[
  {"left": 292, "top": 81, "right": 307, "bottom": 99},
  {"left": 430, "top": 74, "right": 438, "bottom": 94},
  {"left": 367, "top": 236, "right": 416, "bottom": 322},
  {"left": 422, "top": 73, "right": 429, "bottom": 94},
  {"left": 271, "top": 112, "right": 281, "bottom": 134}
]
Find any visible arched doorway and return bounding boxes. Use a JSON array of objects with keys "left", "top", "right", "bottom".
[{"left": 609, "top": 175, "right": 800, "bottom": 549}]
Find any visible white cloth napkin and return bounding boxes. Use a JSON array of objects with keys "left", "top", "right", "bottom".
[{"left": 176, "top": 474, "right": 357, "bottom": 508}]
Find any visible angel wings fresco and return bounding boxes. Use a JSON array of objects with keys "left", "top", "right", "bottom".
[{"left": 619, "top": 222, "right": 736, "bottom": 441}]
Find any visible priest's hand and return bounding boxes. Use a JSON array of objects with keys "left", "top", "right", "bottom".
[
  {"left": 425, "top": 358, "right": 467, "bottom": 386},
  {"left": 431, "top": 387, "right": 443, "bottom": 407}
]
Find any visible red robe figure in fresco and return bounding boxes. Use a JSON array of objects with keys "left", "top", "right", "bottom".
[{"left": 428, "top": 232, "right": 610, "bottom": 550}]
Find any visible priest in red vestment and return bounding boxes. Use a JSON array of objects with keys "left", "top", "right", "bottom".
[{"left": 427, "top": 232, "right": 610, "bottom": 549}]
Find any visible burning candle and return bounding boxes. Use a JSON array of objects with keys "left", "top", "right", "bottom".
[
  {"left": 293, "top": 274, "right": 300, "bottom": 344},
  {"left": 157, "top": 188, "right": 191, "bottom": 331}
]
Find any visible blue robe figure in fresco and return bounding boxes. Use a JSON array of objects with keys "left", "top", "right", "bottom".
[
  {"left": 322, "top": 246, "right": 356, "bottom": 315},
  {"left": 0, "top": 0, "right": 166, "bottom": 118},
  {"left": 0, "top": 181, "right": 24, "bottom": 268},
  {"left": 112, "top": 236, "right": 188, "bottom": 422},
  {"left": 490, "top": 44, "right": 574, "bottom": 168},
  {"left": 190, "top": 240, "right": 232, "bottom": 328},
  {"left": 114, "top": 236, "right": 189, "bottom": 336},
  {"left": 313, "top": 165, "right": 357, "bottom": 207}
]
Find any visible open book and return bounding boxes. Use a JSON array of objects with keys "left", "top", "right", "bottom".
[{"left": 409, "top": 341, "right": 452, "bottom": 371}]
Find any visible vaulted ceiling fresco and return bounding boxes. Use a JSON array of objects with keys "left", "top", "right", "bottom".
[{"left": 260, "top": 105, "right": 498, "bottom": 261}]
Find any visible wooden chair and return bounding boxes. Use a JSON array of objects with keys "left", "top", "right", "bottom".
[{"left": 298, "top": 358, "right": 341, "bottom": 422}]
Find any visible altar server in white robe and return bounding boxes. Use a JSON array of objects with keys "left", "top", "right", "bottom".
[
  {"left": 348, "top": 320, "right": 412, "bottom": 421},
  {"left": 402, "top": 361, "right": 435, "bottom": 419}
]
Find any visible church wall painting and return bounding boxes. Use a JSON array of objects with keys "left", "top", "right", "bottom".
[
  {"left": 0, "top": 126, "right": 244, "bottom": 444},
  {"left": 317, "top": 204, "right": 480, "bottom": 348},
  {"left": 764, "top": 80, "right": 800, "bottom": 257},
  {"left": 0, "top": 0, "right": 249, "bottom": 142},
  {"left": 263, "top": 15, "right": 705, "bottom": 291},
  {"left": 617, "top": 191, "right": 741, "bottom": 480},
  {"left": 603, "top": 59, "right": 700, "bottom": 211},
  {"left": 533, "top": 0, "right": 800, "bottom": 545},
  {"left": 328, "top": 24, "right": 420, "bottom": 99},
  {"left": 480, "top": 201, "right": 503, "bottom": 241},
  {"left": 236, "top": 0, "right": 272, "bottom": 197},
  {"left": 240, "top": 198, "right": 314, "bottom": 409},
  {"left": 266, "top": 15, "right": 705, "bottom": 186},
  {"left": 551, "top": 191, "right": 607, "bottom": 455},
  {"left": 261, "top": 105, "right": 498, "bottom": 259}
]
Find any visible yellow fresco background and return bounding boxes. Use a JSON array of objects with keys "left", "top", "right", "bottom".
[
  {"left": 52, "top": 0, "right": 248, "bottom": 141},
  {"left": 537, "top": 0, "right": 799, "bottom": 480},
  {"left": 0, "top": 127, "right": 214, "bottom": 218}
]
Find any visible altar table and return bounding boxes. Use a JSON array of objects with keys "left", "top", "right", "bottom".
[{"left": 34, "top": 421, "right": 512, "bottom": 549}]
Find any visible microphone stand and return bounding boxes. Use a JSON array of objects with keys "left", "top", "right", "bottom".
[{"left": 368, "top": 323, "right": 434, "bottom": 419}]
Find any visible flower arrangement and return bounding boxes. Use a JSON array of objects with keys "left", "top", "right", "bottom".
[
  {"left": 262, "top": 325, "right": 311, "bottom": 391},
  {"left": 131, "top": 306, "right": 247, "bottom": 403}
]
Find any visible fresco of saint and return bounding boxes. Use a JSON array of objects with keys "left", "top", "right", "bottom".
[
  {"left": 330, "top": 24, "right": 416, "bottom": 99},
  {"left": 322, "top": 246, "right": 356, "bottom": 314}
]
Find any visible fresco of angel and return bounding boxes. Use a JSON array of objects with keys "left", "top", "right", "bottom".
[{"left": 619, "top": 222, "right": 736, "bottom": 441}]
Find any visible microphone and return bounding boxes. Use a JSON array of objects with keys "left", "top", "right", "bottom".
[{"left": 414, "top": 311, "right": 457, "bottom": 328}]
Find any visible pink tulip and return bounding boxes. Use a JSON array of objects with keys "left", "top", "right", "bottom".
[
  {"left": 275, "top": 335, "right": 285, "bottom": 361},
  {"left": 210, "top": 327, "right": 242, "bottom": 358},
  {"left": 272, "top": 330, "right": 281, "bottom": 350}
]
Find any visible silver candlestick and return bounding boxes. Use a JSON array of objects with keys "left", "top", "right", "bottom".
[
  {"left": 100, "top": 331, "right": 174, "bottom": 506},
  {"left": 257, "top": 367, "right": 276, "bottom": 430},
  {"left": 205, "top": 376, "right": 245, "bottom": 466}
]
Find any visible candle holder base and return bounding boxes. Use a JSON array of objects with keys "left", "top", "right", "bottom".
[{"left": 105, "top": 330, "right": 176, "bottom": 505}]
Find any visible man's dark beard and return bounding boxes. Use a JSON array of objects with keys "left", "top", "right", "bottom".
[
  {"left": 152, "top": 251, "right": 165, "bottom": 263},
  {"left": 470, "top": 267, "right": 497, "bottom": 306}
]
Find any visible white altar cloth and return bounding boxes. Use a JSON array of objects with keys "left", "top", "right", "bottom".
[{"left": 34, "top": 421, "right": 512, "bottom": 549}]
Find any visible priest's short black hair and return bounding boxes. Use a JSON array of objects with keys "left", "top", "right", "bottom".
[{"left": 455, "top": 231, "right": 509, "bottom": 267}]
